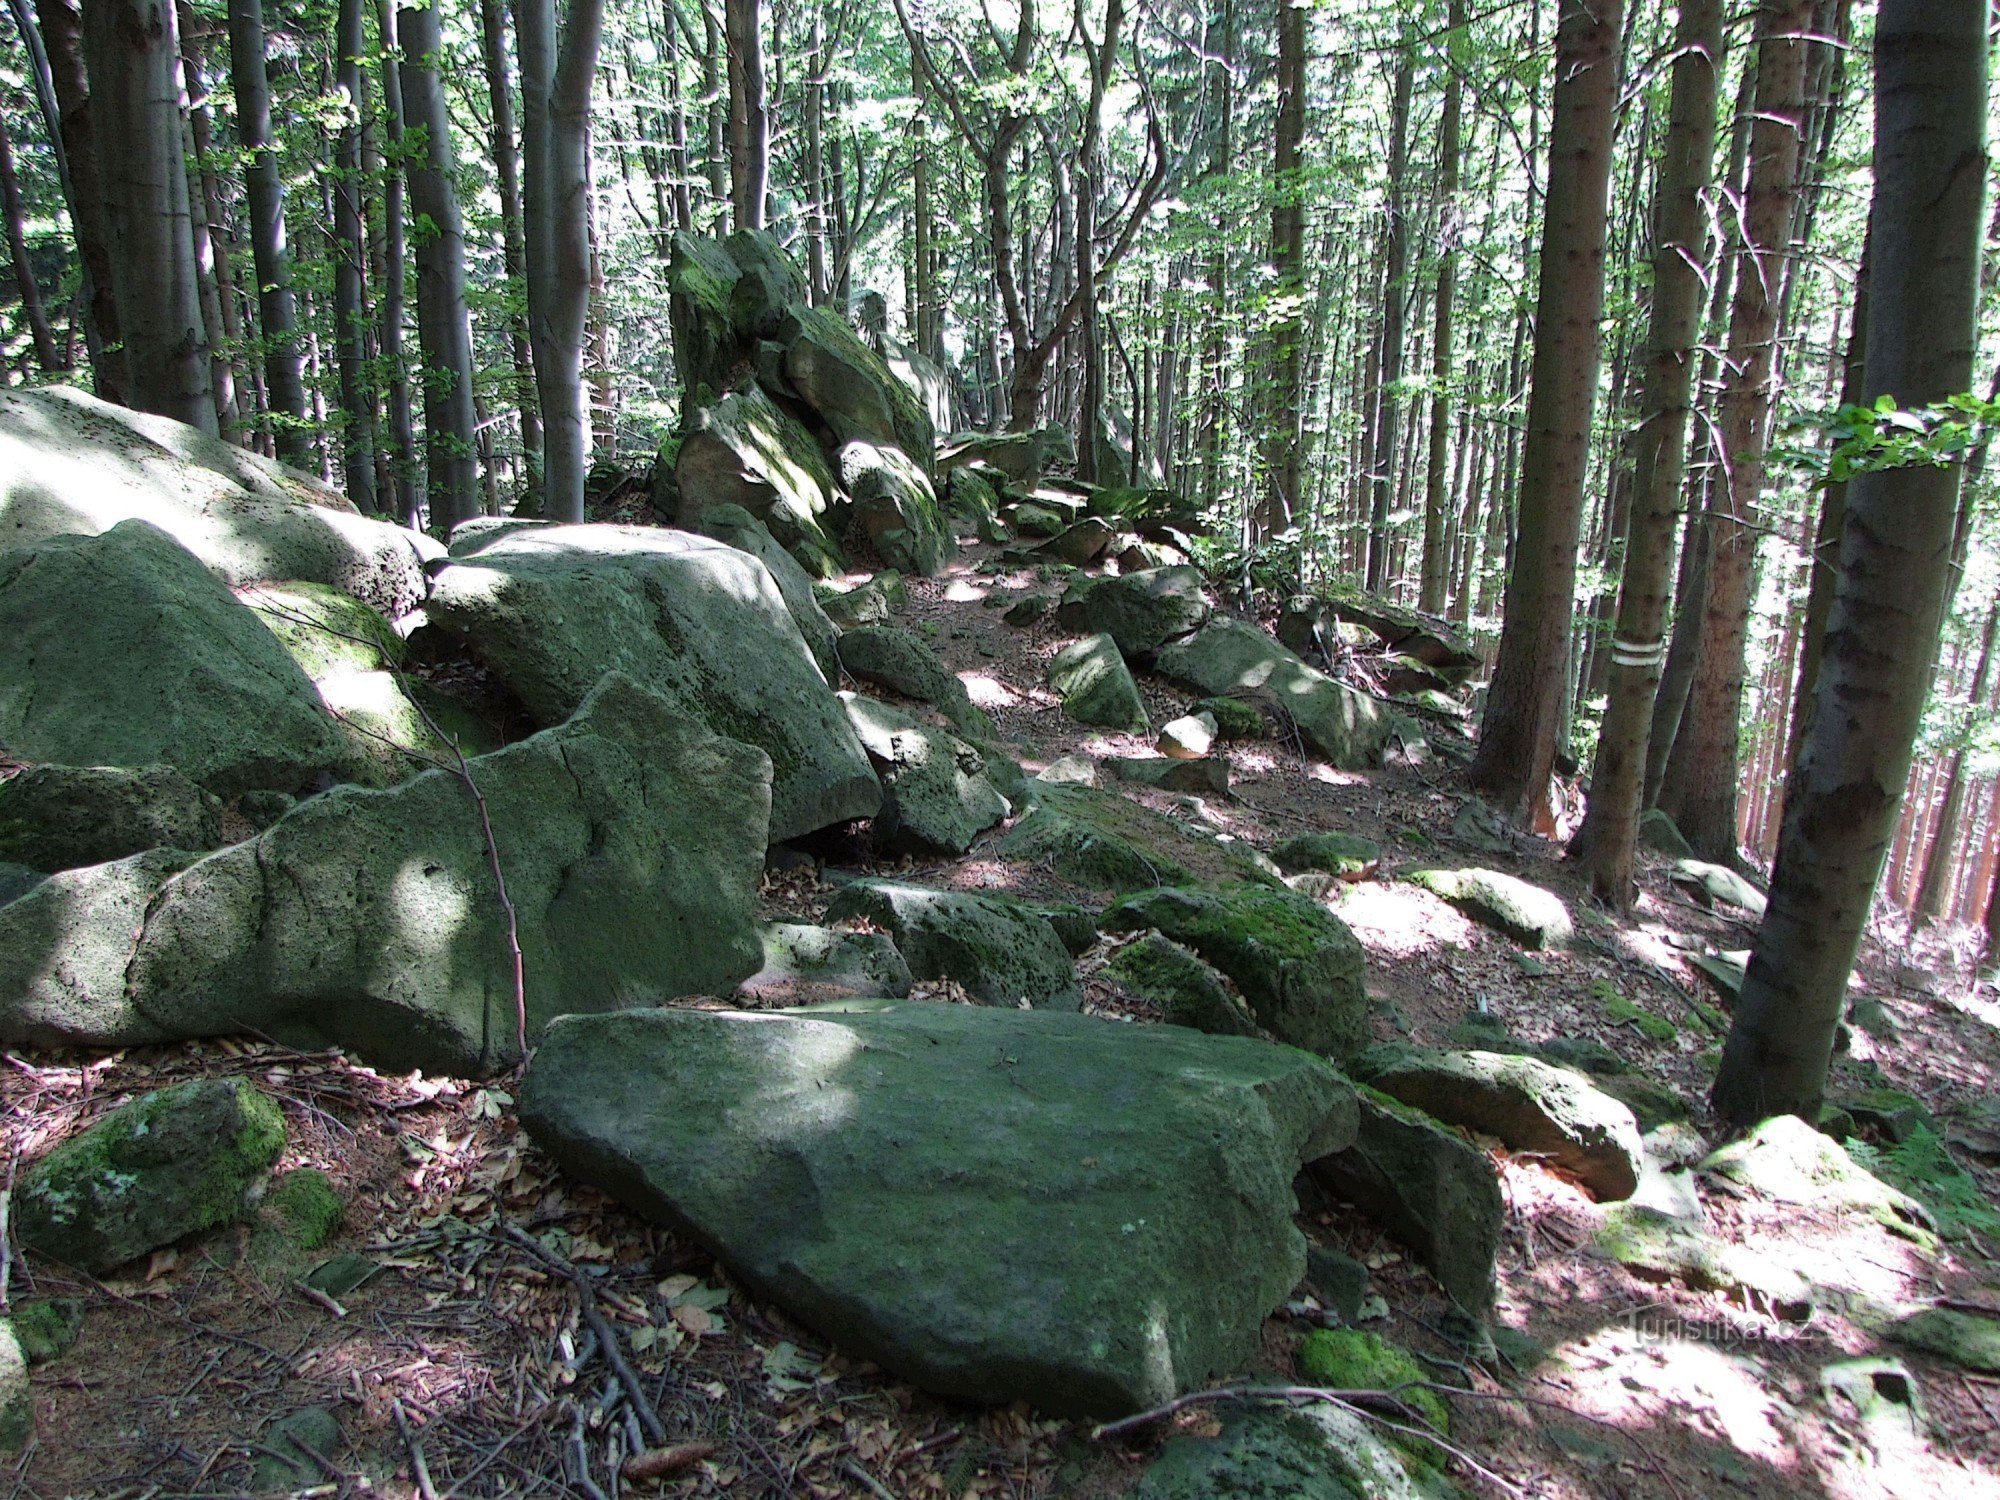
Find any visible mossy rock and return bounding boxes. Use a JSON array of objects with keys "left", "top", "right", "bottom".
[
  {"left": 1599, "top": 986, "right": 1677, "bottom": 1043},
  {"left": 1103, "top": 885, "right": 1369, "bottom": 1057},
  {"left": 244, "top": 579, "right": 406, "bottom": 677},
  {"left": 1107, "top": 933, "right": 1260, "bottom": 1038},
  {"left": 1272, "top": 832, "right": 1381, "bottom": 879},
  {"left": 17, "top": 1077, "right": 285, "bottom": 1273},
  {"left": 0, "top": 763, "right": 221, "bottom": 873},
  {"left": 1130, "top": 1401, "right": 1435, "bottom": 1500},
  {"left": 1407, "top": 868, "right": 1572, "bottom": 950},
  {"left": 1593, "top": 1073, "right": 1689, "bottom": 1132},
  {"left": 1047, "top": 633, "right": 1150, "bottom": 734},
  {"left": 1891, "top": 1308, "right": 2000, "bottom": 1374},
  {"left": 998, "top": 782, "right": 1277, "bottom": 893},
  {"left": 1297, "top": 1328, "right": 1449, "bottom": 1442},
  {"left": 1702, "top": 1116, "right": 1933, "bottom": 1242},
  {"left": 266, "top": 1168, "right": 343, "bottom": 1251},
  {"left": 0, "top": 1323, "right": 25, "bottom": 1451},
  {"left": 1842, "top": 1088, "right": 1938, "bottom": 1144},
  {"left": 9, "top": 1300, "right": 81, "bottom": 1364},
  {"left": 1194, "top": 697, "right": 1270, "bottom": 740}
]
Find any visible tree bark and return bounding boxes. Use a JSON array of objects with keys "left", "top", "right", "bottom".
[
  {"left": 1466, "top": 0, "right": 1623, "bottom": 827},
  {"left": 1657, "top": 0, "right": 1813, "bottom": 863},
  {"left": 374, "top": 0, "right": 419, "bottom": 526},
  {"left": 1260, "top": 0, "right": 1307, "bottom": 538},
  {"left": 225, "top": 0, "right": 308, "bottom": 461},
  {"left": 1914, "top": 594, "right": 2000, "bottom": 924},
  {"left": 480, "top": 0, "right": 541, "bottom": 490},
  {"left": 517, "top": 0, "right": 606, "bottom": 523},
  {"left": 724, "top": 0, "right": 765, "bottom": 230},
  {"left": 31, "top": 0, "right": 121, "bottom": 397},
  {"left": 80, "top": 0, "right": 213, "bottom": 430},
  {"left": 1363, "top": 41, "right": 1414, "bottom": 588},
  {"left": 0, "top": 106, "right": 62, "bottom": 372},
  {"left": 396, "top": 0, "right": 480, "bottom": 530},
  {"left": 331, "top": 0, "right": 376, "bottom": 512},
  {"left": 1418, "top": 1, "right": 1465, "bottom": 614},
  {"left": 1714, "top": 0, "right": 1986, "bottom": 1124},
  {"left": 1570, "top": 0, "right": 1726, "bottom": 903}
]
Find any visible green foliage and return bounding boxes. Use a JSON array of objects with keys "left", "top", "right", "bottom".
[{"left": 1846, "top": 1127, "right": 2000, "bottom": 1242}]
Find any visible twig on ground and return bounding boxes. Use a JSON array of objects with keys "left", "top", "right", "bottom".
[
  {"left": 622, "top": 1440, "right": 719, "bottom": 1481},
  {"left": 567, "top": 1403, "right": 611, "bottom": 1500},
  {"left": 500, "top": 1224, "right": 667, "bottom": 1445},
  {"left": 394, "top": 1399, "right": 441, "bottom": 1500},
  {"left": 840, "top": 1456, "right": 900, "bottom": 1500},
  {"left": 294, "top": 1282, "right": 348, "bottom": 1319}
]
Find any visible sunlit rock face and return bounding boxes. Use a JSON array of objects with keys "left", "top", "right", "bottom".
[
  {"left": 519, "top": 1001, "right": 1356, "bottom": 1417},
  {"left": 0, "top": 675, "right": 772, "bottom": 1076},
  {"left": 424, "top": 523, "right": 879, "bottom": 841}
]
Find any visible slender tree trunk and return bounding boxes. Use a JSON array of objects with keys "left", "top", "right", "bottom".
[
  {"left": 481, "top": 0, "right": 540, "bottom": 492},
  {"left": 81, "top": 0, "right": 214, "bottom": 430},
  {"left": 1364, "top": 42, "right": 1414, "bottom": 589},
  {"left": 1658, "top": 0, "right": 1813, "bottom": 863},
  {"left": 1714, "top": 0, "right": 1986, "bottom": 1123},
  {"left": 1467, "top": 0, "right": 1623, "bottom": 828},
  {"left": 397, "top": 0, "right": 480, "bottom": 530},
  {"left": 375, "top": 0, "right": 419, "bottom": 526},
  {"left": 517, "top": 0, "right": 605, "bottom": 523},
  {"left": 330, "top": 0, "right": 376, "bottom": 512},
  {"left": 1418, "top": 1, "right": 1465, "bottom": 613},
  {"left": 177, "top": 23, "right": 244, "bottom": 442},
  {"left": 1255, "top": 0, "right": 1306, "bottom": 538},
  {"left": 1072, "top": 0, "right": 1122, "bottom": 485},
  {"left": 32, "top": 0, "right": 121, "bottom": 397},
  {"left": 1915, "top": 597, "right": 2000, "bottom": 923},
  {"left": 225, "top": 0, "right": 307, "bottom": 461},
  {"left": 724, "top": 0, "right": 766, "bottom": 230},
  {"left": 0, "top": 108, "right": 61, "bottom": 372},
  {"left": 1570, "top": 0, "right": 1726, "bottom": 903}
]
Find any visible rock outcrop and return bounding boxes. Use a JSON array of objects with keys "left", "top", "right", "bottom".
[{"left": 424, "top": 523, "right": 879, "bottom": 841}]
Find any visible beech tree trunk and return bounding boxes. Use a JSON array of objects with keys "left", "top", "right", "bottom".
[
  {"left": 517, "top": 0, "right": 606, "bottom": 523},
  {"left": 1714, "top": 0, "right": 1986, "bottom": 1124},
  {"left": 225, "top": 0, "right": 308, "bottom": 461},
  {"left": 1467, "top": 0, "right": 1623, "bottom": 828},
  {"left": 80, "top": 0, "right": 213, "bottom": 431},
  {"left": 1570, "top": 0, "right": 1726, "bottom": 904},
  {"left": 1915, "top": 595, "right": 2000, "bottom": 924},
  {"left": 397, "top": 0, "right": 480, "bottom": 530}
]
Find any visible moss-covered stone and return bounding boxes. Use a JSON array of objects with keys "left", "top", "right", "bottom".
[
  {"left": 1196, "top": 696, "right": 1271, "bottom": 740},
  {"left": 1056, "top": 566, "right": 1211, "bottom": 657},
  {"left": 1891, "top": 1308, "right": 2000, "bottom": 1373},
  {"left": 1272, "top": 832, "right": 1381, "bottom": 879},
  {"left": 1107, "top": 933, "right": 1260, "bottom": 1038},
  {"left": 824, "top": 879, "right": 1080, "bottom": 1009},
  {"left": 677, "top": 385, "right": 847, "bottom": 578},
  {"left": 1297, "top": 1329, "right": 1449, "bottom": 1440},
  {"left": 837, "top": 625, "right": 991, "bottom": 737},
  {"left": 1702, "top": 1115, "right": 1933, "bottom": 1241},
  {"left": 1312, "top": 1091, "right": 1502, "bottom": 1316},
  {"left": 1132, "top": 1403, "right": 1431, "bottom": 1500},
  {"left": 1637, "top": 809, "right": 1692, "bottom": 858},
  {"left": 1599, "top": 985, "right": 1678, "bottom": 1043},
  {"left": 1102, "top": 885, "right": 1367, "bottom": 1057},
  {"left": 1408, "top": 868, "right": 1573, "bottom": 950},
  {"left": 999, "top": 782, "right": 1277, "bottom": 893},
  {"left": 9, "top": 1300, "right": 81, "bottom": 1365},
  {"left": 840, "top": 440, "right": 954, "bottom": 576},
  {"left": 1047, "top": 633, "right": 1150, "bottom": 733},
  {"left": 266, "top": 1168, "right": 343, "bottom": 1251},
  {"left": 1843, "top": 1088, "right": 1938, "bottom": 1144},
  {"left": 0, "top": 1323, "right": 26, "bottom": 1451},
  {"left": 1157, "top": 618, "right": 1396, "bottom": 770},
  {"left": 18, "top": 1078, "right": 285, "bottom": 1273},
  {"left": 0, "top": 763, "right": 221, "bottom": 873}
]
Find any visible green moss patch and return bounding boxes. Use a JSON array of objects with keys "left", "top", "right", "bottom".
[{"left": 1297, "top": 1328, "right": 1448, "bottom": 1455}]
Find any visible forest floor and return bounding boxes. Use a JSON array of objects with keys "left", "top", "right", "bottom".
[{"left": 7, "top": 534, "right": 2000, "bottom": 1499}]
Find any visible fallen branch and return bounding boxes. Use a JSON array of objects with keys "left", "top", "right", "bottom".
[
  {"left": 500, "top": 1224, "right": 667, "bottom": 1445},
  {"left": 623, "top": 1440, "right": 719, "bottom": 1481},
  {"left": 393, "top": 1398, "right": 441, "bottom": 1500}
]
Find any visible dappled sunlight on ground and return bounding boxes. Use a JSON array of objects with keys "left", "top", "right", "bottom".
[
  {"left": 1330, "top": 879, "right": 1480, "bottom": 960},
  {"left": 959, "top": 671, "right": 1023, "bottom": 710}
]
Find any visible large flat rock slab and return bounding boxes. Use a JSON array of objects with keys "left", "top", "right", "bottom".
[
  {"left": 519, "top": 1002, "right": 1357, "bottom": 1416},
  {"left": 424, "top": 523, "right": 879, "bottom": 841}
]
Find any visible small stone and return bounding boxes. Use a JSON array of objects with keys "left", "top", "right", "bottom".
[
  {"left": 1157, "top": 713, "right": 1217, "bottom": 760},
  {"left": 1035, "top": 754, "right": 1099, "bottom": 786},
  {"left": 17, "top": 1077, "right": 286, "bottom": 1273},
  {"left": 1891, "top": 1307, "right": 2000, "bottom": 1373},
  {"left": 1408, "top": 867, "right": 1574, "bottom": 950},
  {"left": 1271, "top": 832, "right": 1380, "bottom": 880},
  {"left": 1107, "top": 934, "right": 1260, "bottom": 1038},
  {"left": 824, "top": 879, "right": 1080, "bottom": 1010},
  {"left": 250, "top": 1407, "right": 342, "bottom": 1492},
  {"left": 1302, "top": 1246, "right": 1371, "bottom": 1326},
  {"left": 1108, "top": 756, "right": 1230, "bottom": 796}
]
